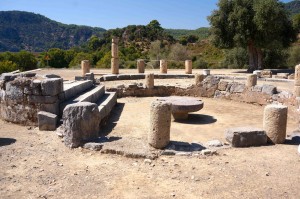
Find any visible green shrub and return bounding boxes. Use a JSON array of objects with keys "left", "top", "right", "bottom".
[{"left": 0, "top": 60, "right": 17, "bottom": 74}]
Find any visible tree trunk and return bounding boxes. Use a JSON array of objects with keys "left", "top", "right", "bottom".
[
  {"left": 257, "top": 48, "right": 263, "bottom": 70},
  {"left": 247, "top": 41, "right": 257, "bottom": 72},
  {"left": 247, "top": 41, "right": 263, "bottom": 72}
]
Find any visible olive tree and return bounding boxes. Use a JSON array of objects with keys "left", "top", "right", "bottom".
[{"left": 208, "top": 0, "right": 296, "bottom": 72}]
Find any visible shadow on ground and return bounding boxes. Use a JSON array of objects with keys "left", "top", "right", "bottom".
[
  {"left": 100, "top": 102, "right": 125, "bottom": 136},
  {"left": 174, "top": 114, "right": 217, "bottom": 125},
  {"left": 165, "top": 141, "right": 206, "bottom": 152},
  {"left": 0, "top": 138, "right": 16, "bottom": 147},
  {"left": 285, "top": 131, "right": 300, "bottom": 145}
]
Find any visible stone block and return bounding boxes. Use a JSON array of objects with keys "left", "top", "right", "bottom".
[
  {"left": 218, "top": 81, "right": 228, "bottom": 91},
  {"left": 225, "top": 127, "right": 267, "bottom": 147},
  {"left": 103, "top": 75, "right": 118, "bottom": 81},
  {"left": 294, "top": 86, "right": 300, "bottom": 97},
  {"left": 262, "top": 84, "right": 277, "bottom": 95},
  {"left": 130, "top": 74, "right": 146, "bottom": 80},
  {"left": 28, "top": 95, "right": 58, "bottom": 104},
  {"left": 5, "top": 83, "right": 24, "bottom": 102},
  {"left": 41, "top": 78, "right": 63, "bottom": 96},
  {"left": 229, "top": 83, "right": 245, "bottom": 93},
  {"left": 252, "top": 85, "right": 262, "bottom": 92},
  {"left": 40, "top": 102, "right": 59, "bottom": 115},
  {"left": 62, "top": 102, "right": 100, "bottom": 148},
  {"left": 117, "top": 74, "right": 130, "bottom": 80},
  {"left": 38, "top": 111, "right": 57, "bottom": 131}
]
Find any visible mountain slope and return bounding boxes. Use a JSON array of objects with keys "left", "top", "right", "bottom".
[
  {"left": 285, "top": 0, "right": 300, "bottom": 16},
  {"left": 0, "top": 11, "right": 106, "bottom": 52},
  {"left": 165, "top": 27, "right": 210, "bottom": 40}
]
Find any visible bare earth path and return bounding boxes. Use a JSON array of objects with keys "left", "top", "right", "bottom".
[{"left": 1, "top": 69, "right": 300, "bottom": 198}]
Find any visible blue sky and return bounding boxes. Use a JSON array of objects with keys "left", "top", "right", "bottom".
[{"left": 0, "top": 0, "right": 293, "bottom": 30}]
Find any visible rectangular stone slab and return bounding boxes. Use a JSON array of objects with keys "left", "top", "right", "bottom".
[{"left": 225, "top": 127, "right": 267, "bottom": 147}]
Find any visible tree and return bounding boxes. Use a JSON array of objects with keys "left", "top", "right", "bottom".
[
  {"left": 208, "top": 0, "right": 296, "bottom": 72},
  {"left": 168, "top": 43, "right": 188, "bottom": 61},
  {"left": 47, "top": 48, "right": 68, "bottom": 68},
  {"left": 292, "top": 13, "right": 300, "bottom": 32}
]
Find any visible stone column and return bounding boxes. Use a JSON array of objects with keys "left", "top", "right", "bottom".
[
  {"left": 294, "top": 65, "right": 300, "bottom": 97},
  {"left": 185, "top": 60, "right": 192, "bottom": 74},
  {"left": 111, "top": 37, "right": 119, "bottom": 74},
  {"left": 137, "top": 59, "right": 145, "bottom": 73},
  {"left": 145, "top": 73, "right": 154, "bottom": 89},
  {"left": 263, "top": 104, "right": 288, "bottom": 144},
  {"left": 195, "top": 74, "right": 205, "bottom": 85},
  {"left": 81, "top": 60, "right": 90, "bottom": 76},
  {"left": 148, "top": 100, "right": 172, "bottom": 149},
  {"left": 160, "top": 60, "right": 168, "bottom": 74},
  {"left": 246, "top": 74, "right": 257, "bottom": 87}
]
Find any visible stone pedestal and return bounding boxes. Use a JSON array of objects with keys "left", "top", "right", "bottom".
[
  {"left": 148, "top": 100, "right": 172, "bottom": 149},
  {"left": 203, "top": 69, "right": 210, "bottom": 76},
  {"left": 111, "top": 58, "right": 119, "bottom": 74},
  {"left": 137, "top": 59, "right": 145, "bottom": 73},
  {"left": 263, "top": 104, "right": 288, "bottom": 144},
  {"left": 195, "top": 74, "right": 205, "bottom": 85},
  {"left": 185, "top": 60, "right": 192, "bottom": 74},
  {"left": 145, "top": 73, "right": 154, "bottom": 89},
  {"left": 246, "top": 74, "right": 257, "bottom": 87},
  {"left": 81, "top": 60, "right": 90, "bottom": 76},
  {"left": 160, "top": 60, "right": 168, "bottom": 74}
]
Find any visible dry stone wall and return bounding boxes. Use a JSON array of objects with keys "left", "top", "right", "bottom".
[{"left": 0, "top": 76, "right": 63, "bottom": 125}]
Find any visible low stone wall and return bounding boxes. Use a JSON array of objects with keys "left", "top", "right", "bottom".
[
  {"left": 0, "top": 76, "right": 63, "bottom": 125},
  {"left": 106, "top": 75, "right": 297, "bottom": 107}
]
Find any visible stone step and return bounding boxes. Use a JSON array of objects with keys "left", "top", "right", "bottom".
[
  {"left": 61, "top": 80, "right": 93, "bottom": 101},
  {"left": 97, "top": 92, "right": 117, "bottom": 121},
  {"left": 60, "top": 85, "right": 105, "bottom": 115}
]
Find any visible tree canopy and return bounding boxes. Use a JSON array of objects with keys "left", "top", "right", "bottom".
[{"left": 208, "top": 0, "right": 296, "bottom": 72}]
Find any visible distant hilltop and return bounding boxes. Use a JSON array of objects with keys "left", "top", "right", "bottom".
[
  {"left": 0, "top": 11, "right": 106, "bottom": 52},
  {"left": 0, "top": 0, "right": 299, "bottom": 52}
]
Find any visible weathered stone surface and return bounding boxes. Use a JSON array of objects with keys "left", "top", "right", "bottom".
[
  {"left": 103, "top": 75, "right": 118, "bottom": 81},
  {"left": 83, "top": 142, "right": 103, "bottom": 151},
  {"left": 41, "top": 78, "right": 63, "bottom": 96},
  {"left": 81, "top": 60, "right": 90, "bottom": 76},
  {"left": 40, "top": 102, "right": 59, "bottom": 115},
  {"left": 294, "top": 86, "right": 300, "bottom": 97},
  {"left": 225, "top": 127, "right": 267, "bottom": 147},
  {"left": 294, "top": 65, "right": 300, "bottom": 86},
  {"left": 263, "top": 104, "right": 287, "bottom": 144},
  {"left": 195, "top": 74, "right": 205, "bottom": 85},
  {"left": 145, "top": 73, "right": 154, "bottom": 89},
  {"left": 137, "top": 59, "right": 145, "bottom": 73},
  {"left": 218, "top": 81, "right": 228, "bottom": 91},
  {"left": 262, "top": 84, "right": 277, "bottom": 95},
  {"left": 185, "top": 60, "right": 192, "bottom": 74},
  {"left": 252, "top": 85, "right": 263, "bottom": 92},
  {"left": 206, "top": 140, "right": 223, "bottom": 147},
  {"left": 62, "top": 102, "right": 100, "bottom": 148},
  {"left": 111, "top": 58, "right": 119, "bottom": 74},
  {"left": 229, "top": 83, "right": 245, "bottom": 93},
  {"left": 148, "top": 100, "right": 172, "bottom": 149},
  {"left": 5, "top": 83, "right": 24, "bottom": 102},
  {"left": 246, "top": 74, "right": 257, "bottom": 87},
  {"left": 38, "top": 111, "right": 57, "bottom": 131},
  {"left": 130, "top": 74, "right": 145, "bottom": 80},
  {"left": 28, "top": 95, "right": 58, "bottom": 104},
  {"left": 261, "top": 70, "right": 272, "bottom": 78},
  {"left": 117, "top": 74, "right": 131, "bottom": 80},
  {"left": 160, "top": 60, "right": 168, "bottom": 74}
]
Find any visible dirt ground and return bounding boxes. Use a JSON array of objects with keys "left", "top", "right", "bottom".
[{"left": 1, "top": 69, "right": 300, "bottom": 199}]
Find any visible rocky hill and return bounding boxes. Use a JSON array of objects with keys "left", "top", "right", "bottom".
[
  {"left": 0, "top": 11, "right": 106, "bottom": 52},
  {"left": 285, "top": 0, "right": 300, "bottom": 16}
]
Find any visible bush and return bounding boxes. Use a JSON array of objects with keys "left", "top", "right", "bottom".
[
  {"left": 287, "top": 46, "right": 300, "bottom": 68},
  {"left": 0, "top": 60, "right": 17, "bottom": 74},
  {"left": 193, "top": 59, "right": 208, "bottom": 69},
  {"left": 223, "top": 48, "right": 248, "bottom": 69}
]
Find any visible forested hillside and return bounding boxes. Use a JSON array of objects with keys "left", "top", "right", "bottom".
[
  {"left": 285, "top": 0, "right": 300, "bottom": 15},
  {"left": 0, "top": 11, "right": 106, "bottom": 52}
]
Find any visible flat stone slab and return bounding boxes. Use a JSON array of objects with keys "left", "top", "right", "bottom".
[
  {"left": 225, "top": 127, "right": 267, "bottom": 147},
  {"left": 157, "top": 96, "right": 203, "bottom": 119}
]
